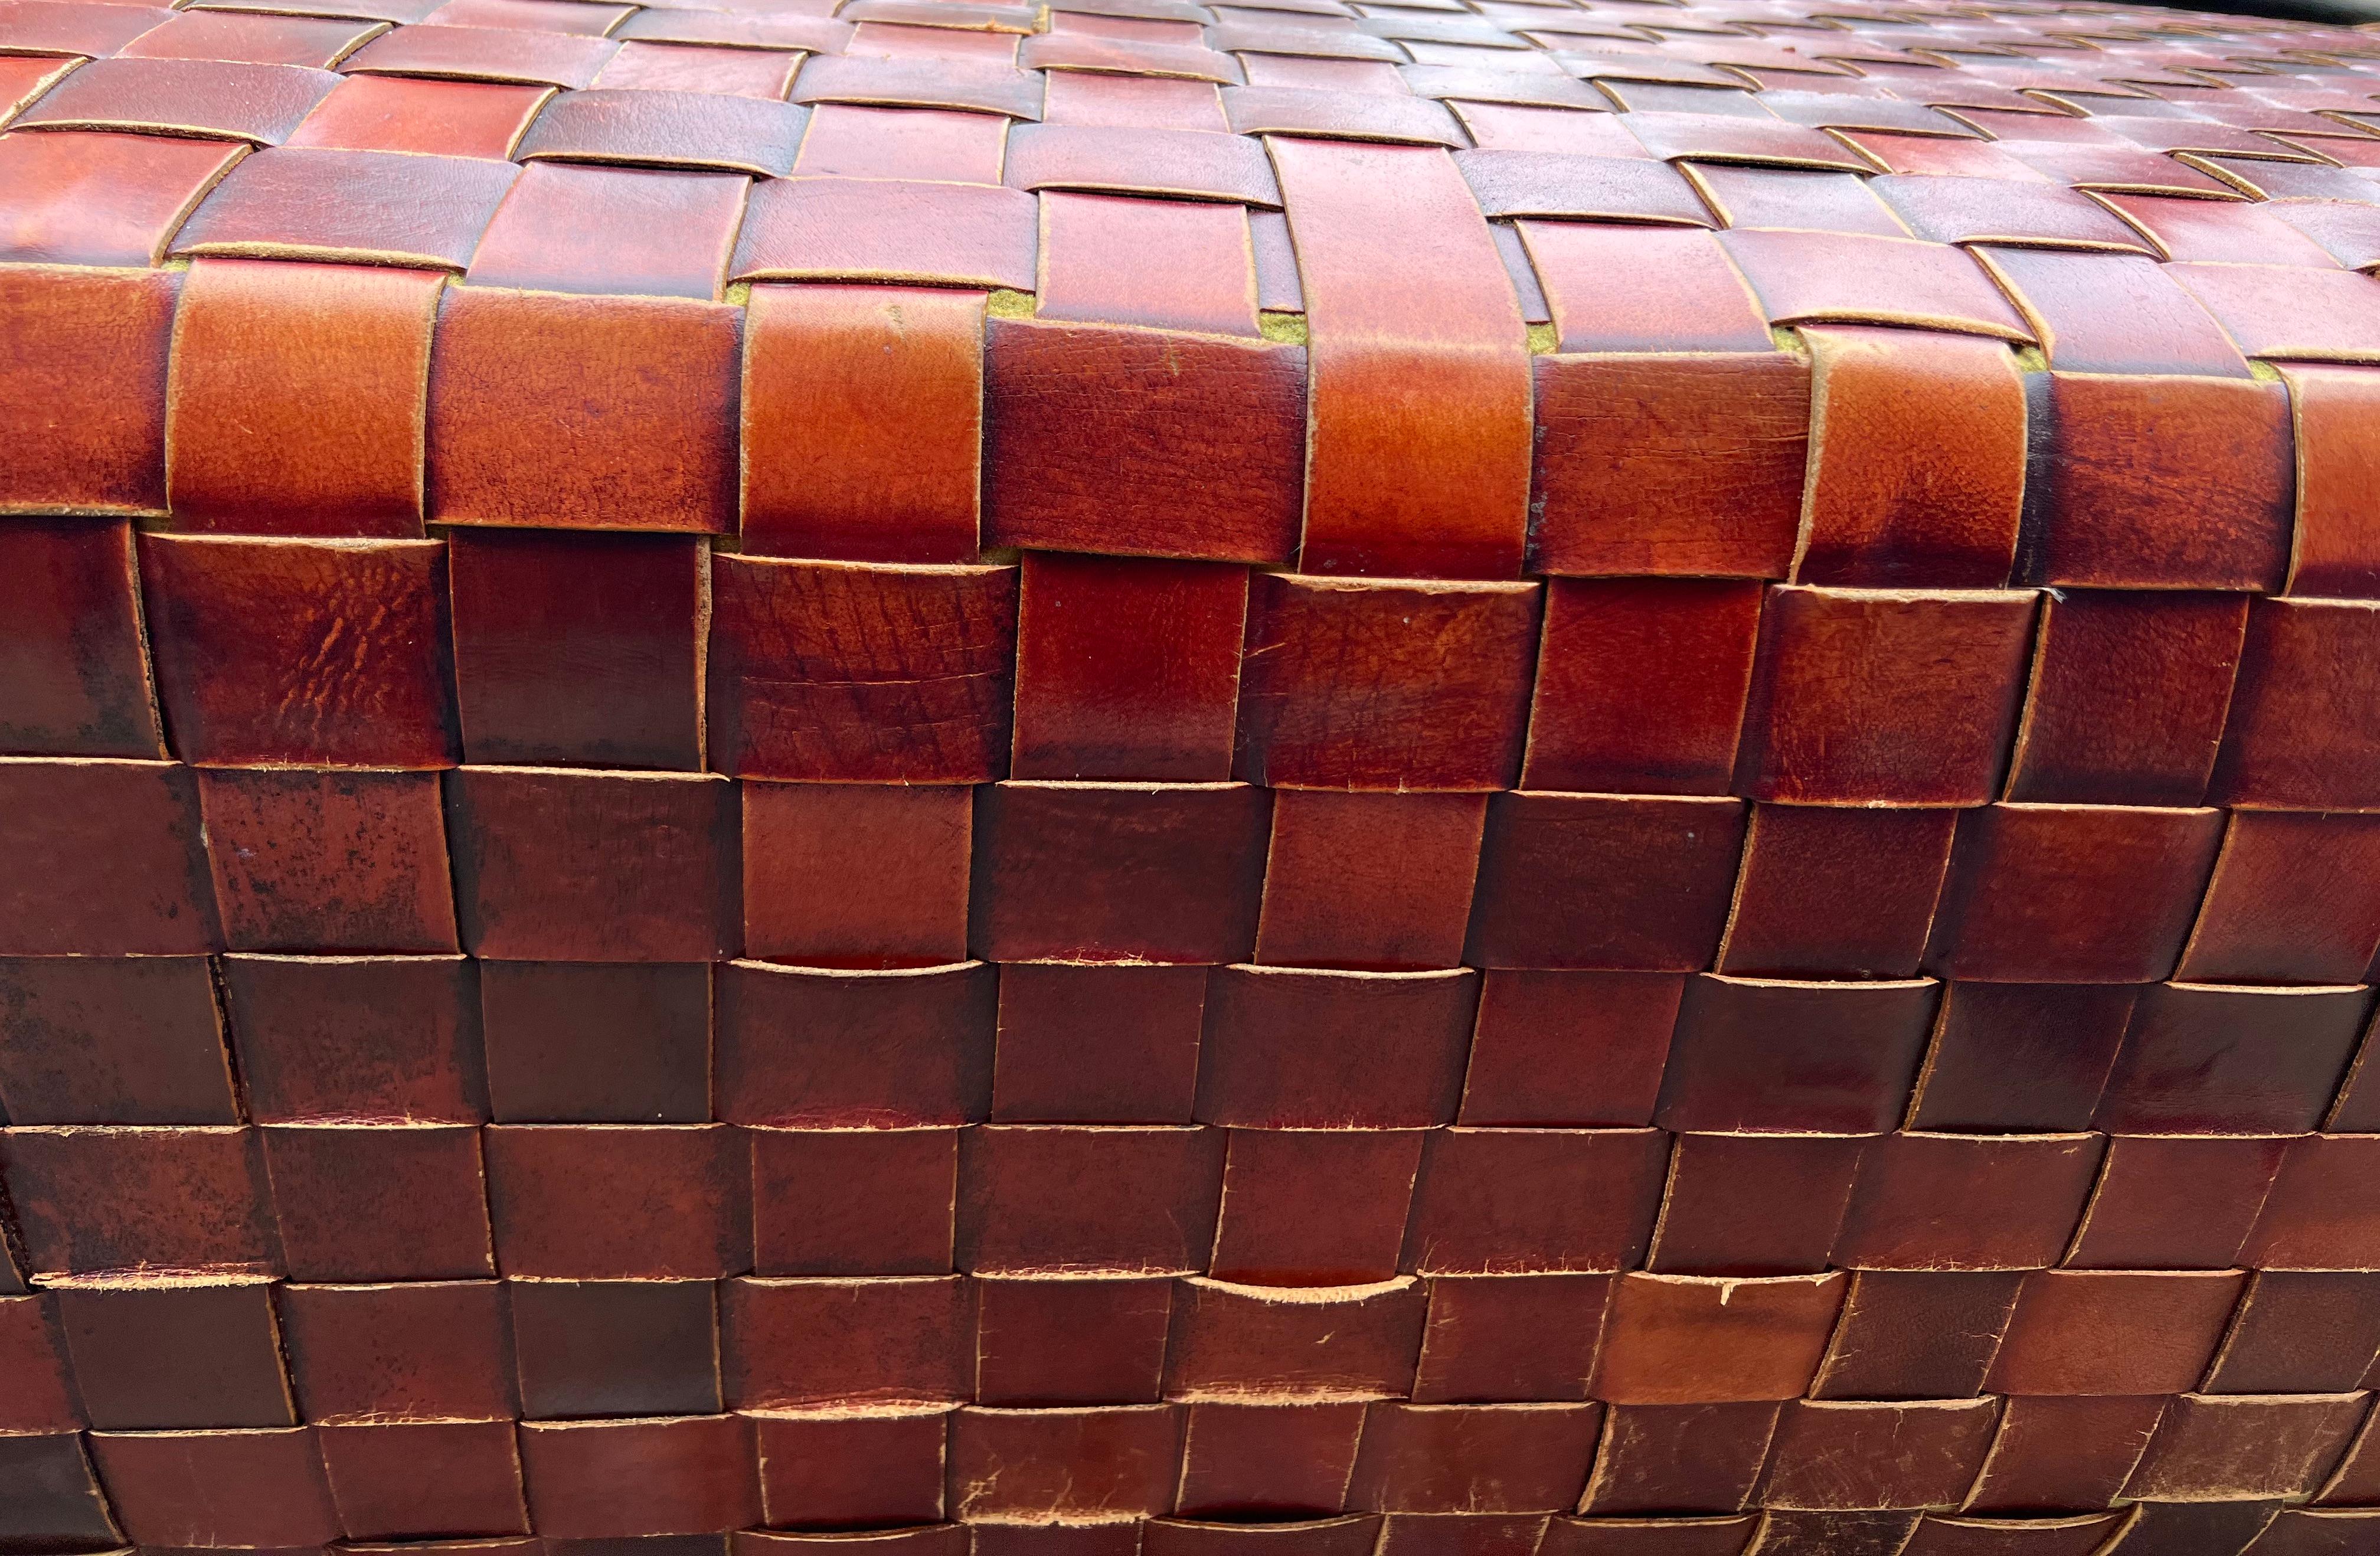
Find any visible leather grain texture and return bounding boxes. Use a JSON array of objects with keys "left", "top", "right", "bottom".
[{"left": 6, "top": 0, "right": 2380, "bottom": 1551}]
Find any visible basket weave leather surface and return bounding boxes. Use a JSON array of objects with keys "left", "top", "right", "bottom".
[{"left": 9, "top": 0, "right": 2380, "bottom": 1550}]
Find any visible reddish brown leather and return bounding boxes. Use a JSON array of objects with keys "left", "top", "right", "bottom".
[{"left": 7, "top": 0, "right": 2380, "bottom": 1547}]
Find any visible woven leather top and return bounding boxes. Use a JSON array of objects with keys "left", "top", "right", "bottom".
[
  {"left": 2, "top": 0, "right": 2380, "bottom": 580},
  {"left": 9, "top": 0, "right": 2380, "bottom": 1552}
]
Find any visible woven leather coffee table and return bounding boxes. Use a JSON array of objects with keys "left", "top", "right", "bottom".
[{"left": 5, "top": 0, "right": 2380, "bottom": 1550}]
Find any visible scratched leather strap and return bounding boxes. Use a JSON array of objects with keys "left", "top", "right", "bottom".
[{"left": 1267, "top": 136, "right": 1532, "bottom": 581}]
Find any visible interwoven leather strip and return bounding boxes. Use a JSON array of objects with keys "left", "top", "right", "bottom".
[{"left": 6, "top": 0, "right": 2380, "bottom": 1551}]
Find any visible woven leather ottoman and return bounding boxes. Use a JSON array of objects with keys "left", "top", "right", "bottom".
[{"left": 6, "top": 0, "right": 2380, "bottom": 1552}]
